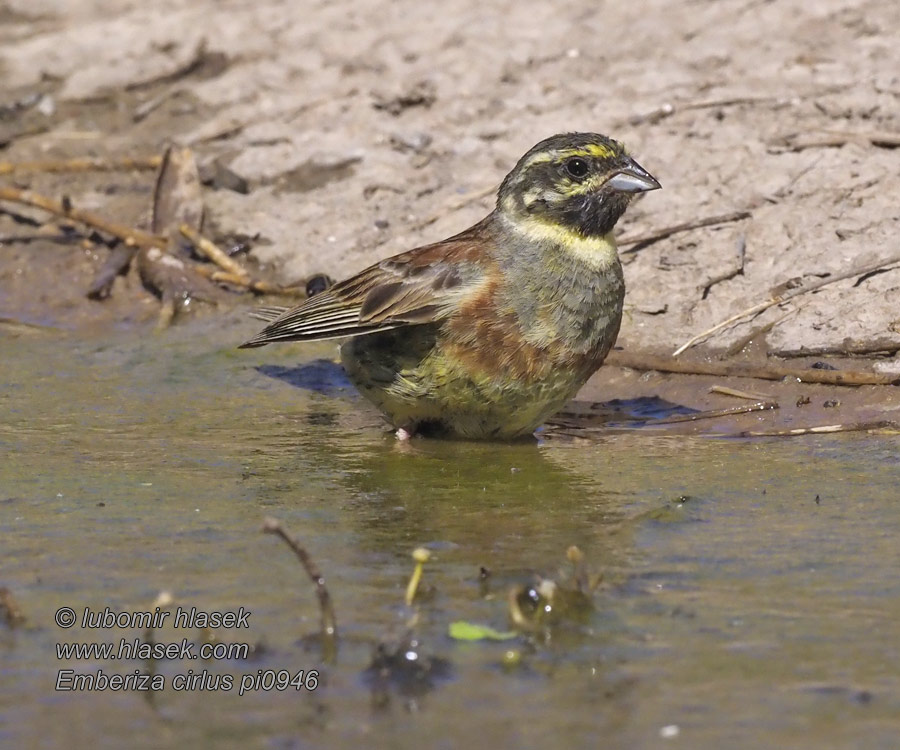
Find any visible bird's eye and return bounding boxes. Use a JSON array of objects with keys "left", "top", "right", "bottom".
[{"left": 564, "top": 157, "right": 589, "bottom": 179}]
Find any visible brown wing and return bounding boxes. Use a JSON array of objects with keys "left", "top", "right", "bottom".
[{"left": 238, "top": 220, "right": 491, "bottom": 348}]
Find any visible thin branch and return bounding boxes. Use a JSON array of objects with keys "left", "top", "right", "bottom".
[
  {"left": 673, "top": 251, "right": 900, "bottom": 356},
  {"left": 722, "top": 313, "right": 793, "bottom": 357},
  {"left": 771, "top": 131, "right": 900, "bottom": 152},
  {"left": 0, "top": 156, "right": 161, "bottom": 176},
  {"left": 620, "top": 210, "right": 751, "bottom": 253},
  {"left": 673, "top": 300, "right": 774, "bottom": 356},
  {"left": 605, "top": 350, "right": 900, "bottom": 386},
  {"left": 262, "top": 517, "right": 337, "bottom": 661},
  {"left": 134, "top": 91, "right": 180, "bottom": 122},
  {"left": 709, "top": 384, "right": 774, "bottom": 401},
  {"left": 178, "top": 224, "right": 249, "bottom": 279},
  {"left": 683, "top": 95, "right": 780, "bottom": 112},
  {"left": 645, "top": 401, "right": 777, "bottom": 424},
  {"left": 772, "top": 340, "right": 900, "bottom": 358},
  {"left": 0, "top": 186, "right": 301, "bottom": 299},
  {"left": 0, "top": 186, "right": 164, "bottom": 249},
  {"left": 191, "top": 265, "right": 307, "bottom": 296},
  {"left": 627, "top": 95, "right": 778, "bottom": 126},
  {"left": 550, "top": 400, "right": 776, "bottom": 431},
  {"left": 737, "top": 420, "right": 896, "bottom": 437}
]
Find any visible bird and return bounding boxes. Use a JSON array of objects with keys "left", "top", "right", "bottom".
[{"left": 240, "top": 132, "right": 660, "bottom": 440}]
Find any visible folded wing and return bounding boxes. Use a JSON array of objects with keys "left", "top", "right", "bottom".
[{"left": 238, "top": 229, "right": 488, "bottom": 348}]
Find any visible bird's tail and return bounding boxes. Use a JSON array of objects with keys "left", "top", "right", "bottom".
[{"left": 238, "top": 306, "right": 290, "bottom": 348}]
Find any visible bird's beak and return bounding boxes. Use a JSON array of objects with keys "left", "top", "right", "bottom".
[{"left": 605, "top": 159, "right": 661, "bottom": 193}]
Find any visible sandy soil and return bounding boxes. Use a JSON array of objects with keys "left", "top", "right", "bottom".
[{"left": 2, "top": 0, "right": 900, "bottom": 365}]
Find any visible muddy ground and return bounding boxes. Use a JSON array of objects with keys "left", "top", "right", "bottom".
[{"left": 2, "top": 0, "right": 900, "bottom": 423}]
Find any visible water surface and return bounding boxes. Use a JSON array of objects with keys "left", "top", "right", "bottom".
[{"left": 2, "top": 316, "right": 899, "bottom": 749}]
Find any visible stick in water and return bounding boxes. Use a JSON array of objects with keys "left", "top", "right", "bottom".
[{"left": 262, "top": 518, "right": 338, "bottom": 660}]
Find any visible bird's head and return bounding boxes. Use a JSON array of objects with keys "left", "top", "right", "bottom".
[{"left": 498, "top": 132, "right": 660, "bottom": 239}]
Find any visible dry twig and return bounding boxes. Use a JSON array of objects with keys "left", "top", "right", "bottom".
[
  {"left": 547, "top": 399, "right": 776, "bottom": 431},
  {"left": 722, "top": 314, "right": 793, "bottom": 357},
  {"left": 628, "top": 95, "right": 779, "bottom": 126},
  {"left": 262, "top": 517, "right": 338, "bottom": 660},
  {"left": 178, "top": 223, "right": 249, "bottom": 279},
  {"left": 0, "top": 185, "right": 164, "bottom": 249},
  {"left": 673, "top": 251, "right": 900, "bottom": 356},
  {"left": 649, "top": 401, "right": 777, "bottom": 424},
  {"left": 737, "top": 421, "right": 896, "bottom": 437},
  {"left": 772, "top": 340, "right": 900, "bottom": 358},
  {"left": 0, "top": 156, "right": 161, "bottom": 177},
  {"left": 771, "top": 131, "right": 900, "bottom": 152},
  {"left": 606, "top": 350, "right": 900, "bottom": 386},
  {"left": 0, "top": 184, "right": 293, "bottom": 302},
  {"left": 620, "top": 210, "right": 751, "bottom": 253},
  {"left": 709, "top": 384, "right": 774, "bottom": 401},
  {"left": 191, "top": 265, "right": 306, "bottom": 296}
]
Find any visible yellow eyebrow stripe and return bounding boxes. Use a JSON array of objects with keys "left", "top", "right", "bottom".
[
  {"left": 520, "top": 142, "right": 621, "bottom": 173},
  {"left": 559, "top": 143, "right": 617, "bottom": 160}
]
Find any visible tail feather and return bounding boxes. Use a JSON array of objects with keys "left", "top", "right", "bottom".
[
  {"left": 248, "top": 305, "right": 290, "bottom": 322},
  {"left": 238, "top": 306, "right": 291, "bottom": 348}
]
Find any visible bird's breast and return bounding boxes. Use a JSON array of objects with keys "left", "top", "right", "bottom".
[{"left": 442, "top": 255, "right": 624, "bottom": 384}]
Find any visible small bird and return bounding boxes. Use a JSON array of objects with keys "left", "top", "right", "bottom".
[{"left": 241, "top": 133, "right": 660, "bottom": 439}]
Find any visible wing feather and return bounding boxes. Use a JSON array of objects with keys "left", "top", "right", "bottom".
[
  {"left": 249, "top": 305, "right": 290, "bottom": 322},
  {"left": 238, "top": 220, "right": 491, "bottom": 348}
]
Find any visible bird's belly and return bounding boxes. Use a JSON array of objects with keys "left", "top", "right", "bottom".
[{"left": 340, "top": 323, "right": 603, "bottom": 438}]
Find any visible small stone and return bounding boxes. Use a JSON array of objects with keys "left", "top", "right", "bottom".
[
  {"left": 37, "top": 95, "right": 56, "bottom": 117},
  {"left": 389, "top": 132, "right": 433, "bottom": 153}
]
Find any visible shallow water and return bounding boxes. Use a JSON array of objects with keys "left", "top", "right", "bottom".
[{"left": 2, "top": 316, "right": 900, "bottom": 749}]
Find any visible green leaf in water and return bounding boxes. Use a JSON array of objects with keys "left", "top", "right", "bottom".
[{"left": 448, "top": 621, "right": 517, "bottom": 641}]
